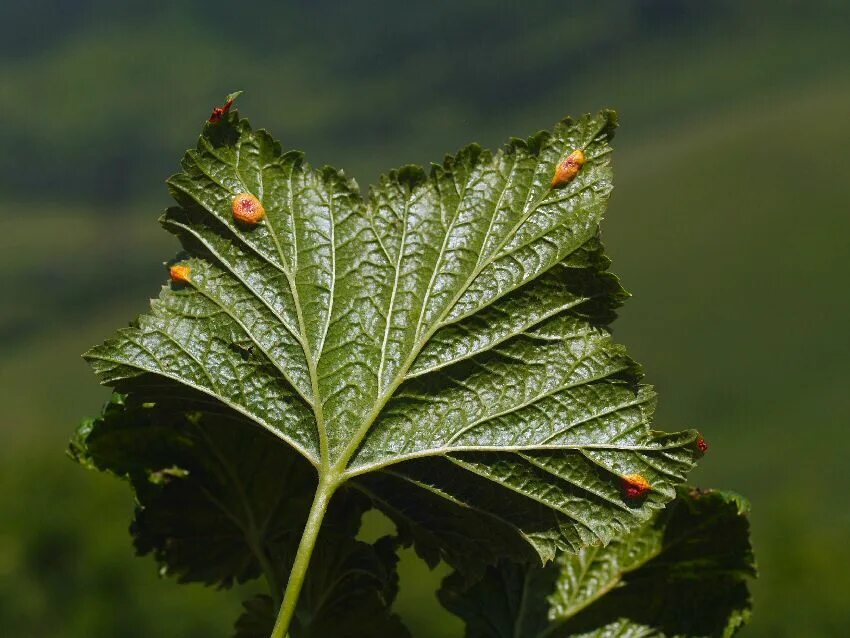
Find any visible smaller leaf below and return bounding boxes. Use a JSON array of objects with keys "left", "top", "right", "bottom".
[{"left": 439, "top": 486, "right": 756, "bottom": 638}]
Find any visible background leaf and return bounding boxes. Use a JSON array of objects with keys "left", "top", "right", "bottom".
[
  {"left": 233, "top": 535, "right": 410, "bottom": 638},
  {"left": 439, "top": 487, "right": 755, "bottom": 638},
  {"left": 71, "top": 395, "right": 410, "bottom": 638}
]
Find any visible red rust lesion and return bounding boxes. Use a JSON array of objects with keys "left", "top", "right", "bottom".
[
  {"left": 551, "top": 149, "right": 586, "bottom": 188},
  {"left": 621, "top": 473, "right": 651, "bottom": 500},
  {"left": 208, "top": 97, "right": 236, "bottom": 123}
]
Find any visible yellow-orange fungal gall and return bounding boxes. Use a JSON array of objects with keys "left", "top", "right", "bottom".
[
  {"left": 621, "top": 473, "right": 651, "bottom": 500},
  {"left": 169, "top": 263, "right": 191, "bottom": 284},
  {"left": 551, "top": 149, "right": 586, "bottom": 188},
  {"left": 231, "top": 193, "right": 265, "bottom": 225}
]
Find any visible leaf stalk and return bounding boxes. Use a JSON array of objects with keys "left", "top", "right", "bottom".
[{"left": 270, "top": 473, "right": 340, "bottom": 638}]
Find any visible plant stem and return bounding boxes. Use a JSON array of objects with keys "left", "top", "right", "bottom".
[{"left": 270, "top": 474, "right": 338, "bottom": 638}]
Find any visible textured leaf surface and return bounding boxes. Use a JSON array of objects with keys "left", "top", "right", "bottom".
[
  {"left": 71, "top": 395, "right": 409, "bottom": 638},
  {"left": 439, "top": 487, "right": 755, "bottom": 638},
  {"left": 82, "top": 96, "right": 701, "bottom": 564}
]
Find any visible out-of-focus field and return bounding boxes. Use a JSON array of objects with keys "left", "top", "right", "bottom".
[{"left": 1, "top": 2, "right": 848, "bottom": 636}]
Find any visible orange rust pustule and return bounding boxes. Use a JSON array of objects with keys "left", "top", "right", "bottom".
[
  {"left": 697, "top": 436, "right": 709, "bottom": 453},
  {"left": 621, "top": 473, "right": 651, "bottom": 500},
  {"left": 551, "top": 149, "right": 586, "bottom": 188},
  {"left": 208, "top": 98, "right": 235, "bottom": 123},
  {"left": 231, "top": 193, "right": 265, "bottom": 224},
  {"left": 169, "top": 263, "right": 191, "bottom": 284}
]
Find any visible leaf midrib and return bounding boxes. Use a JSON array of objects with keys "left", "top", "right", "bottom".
[
  {"left": 229, "top": 132, "right": 333, "bottom": 471},
  {"left": 377, "top": 183, "right": 413, "bottom": 395}
]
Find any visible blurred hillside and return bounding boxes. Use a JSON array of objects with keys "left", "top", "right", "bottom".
[{"left": 1, "top": 1, "right": 849, "bottom": 636}]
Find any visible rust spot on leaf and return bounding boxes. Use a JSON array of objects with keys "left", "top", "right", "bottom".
[
  {"left": 208, "top": 98, "right": 235, "bottom": 123},
  {"left": 621, "top": 473, "right": 651, "bottom": 500},
  {"left": 169, "top": 263, "right": 191, "bottom": 284},
  {"left": 551, "top": 149, "right": 585, "bottom": 188},
  {"left": 231, "top": 193, "right": 265, "bottom": 225}
]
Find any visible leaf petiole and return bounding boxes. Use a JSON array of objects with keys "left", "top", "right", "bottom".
[{"left": 270, "top": 473, "right": 340, "bottom": 638}]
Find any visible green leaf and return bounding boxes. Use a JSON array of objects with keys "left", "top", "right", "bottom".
[
  {"left": 71, "top": 394, "right": 337, "bottom": 588},
  {"left": 439, "top": 487, "right": 756, "bottom": 638},
  {"left": 81, "top": 97, "right": 701, "bottom": 567},
  {"left": 233, "top": 536, "right": 410, "bottom": 638},
  {"left": 234, "top": 595, "right": 275, "bottom": 638},
  {"left": 284, "top": 534, "right": 410, "bottom": 638},
  {"left": 72, "top": 395, "right": 410, "bottom": 637}
]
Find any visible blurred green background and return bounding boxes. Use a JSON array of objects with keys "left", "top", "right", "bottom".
[{"left": 1, "top": 1, "right": 848, "bottom": 636}]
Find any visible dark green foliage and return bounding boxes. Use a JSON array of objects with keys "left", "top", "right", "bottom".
[
  {"left": 440, "top": 488, "right": 755, "bottom": 638},
  {"left": 233, "top": 534, "right": 411, "bottom": 638},
  {"left": 72, "top": 395, "right": 409, "bottom": 637}
]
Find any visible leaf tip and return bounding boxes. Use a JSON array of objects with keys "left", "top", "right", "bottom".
[
  {"left": 600, "top": 108, "right": 619, "bottom": 130},
  {"left": 395, "top": 164, "right": 428, "bottom": 189}
]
